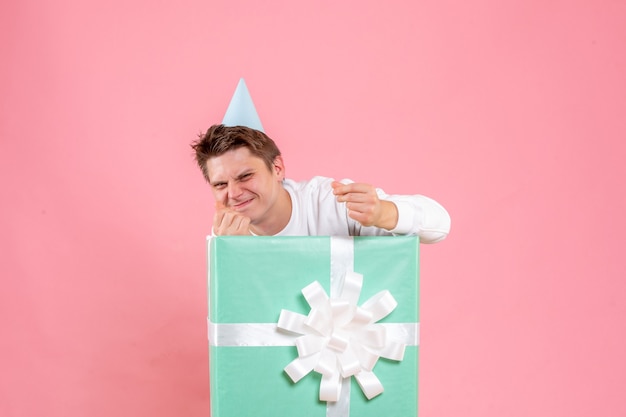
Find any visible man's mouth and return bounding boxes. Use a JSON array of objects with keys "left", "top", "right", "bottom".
[{"left": 231, "top": 198, "right": 253, "bottom": 211}]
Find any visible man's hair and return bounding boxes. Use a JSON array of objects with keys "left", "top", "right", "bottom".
[{"left": 191, "top": 124, "right": 282, "bottom": 182}]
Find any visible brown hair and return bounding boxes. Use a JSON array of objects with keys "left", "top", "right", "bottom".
[{"left": 191, "top": 124, "right": 282, "bottom": 182}]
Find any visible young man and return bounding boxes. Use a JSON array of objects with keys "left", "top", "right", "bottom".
[{"left": 191, "top": 124, "right": 451, "bottom": 243}]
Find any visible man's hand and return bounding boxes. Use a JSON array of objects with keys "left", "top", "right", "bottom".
[
  {"left": 331, "top": 181, "right": 399, "bottom": 230},
  {"left": 213, "top": 201, "right": 252, "bottom": 236}
]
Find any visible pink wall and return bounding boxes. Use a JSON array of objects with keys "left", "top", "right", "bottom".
[{"left": 2, "top": 1, "right": 625, "bottom": 416}]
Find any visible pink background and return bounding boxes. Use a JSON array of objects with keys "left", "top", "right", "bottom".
[{"left": 2, "top": 1, "right": 625, "bottom": 416}]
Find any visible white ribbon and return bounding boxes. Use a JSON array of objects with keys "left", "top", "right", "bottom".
[
  {"left": 278, "top": 271, "right": 410, "bottom": 402},
  {"left": 208, "top": 236, "right": 419, "bottom": 415}
]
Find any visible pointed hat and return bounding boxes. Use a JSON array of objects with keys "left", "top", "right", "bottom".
[{"left": 221, "top": 78, "right": 264, "bottom": 132}]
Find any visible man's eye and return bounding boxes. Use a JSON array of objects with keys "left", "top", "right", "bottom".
[
  {"left": 241, "top": 173, "right": 252, "bottom": 180},
  {"left": 213, "top": 183, "right": 227, "bottom": 190}
]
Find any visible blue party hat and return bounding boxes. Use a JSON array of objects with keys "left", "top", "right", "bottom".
[{"left": 222, "top": 78, "right": 264, "bottom": 132}]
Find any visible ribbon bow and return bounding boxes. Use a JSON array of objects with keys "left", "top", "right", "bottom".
[{"left": 277, "top": 271, "right": 407, "bottom": 402}]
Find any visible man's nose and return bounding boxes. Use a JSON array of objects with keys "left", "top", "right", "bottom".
[{"left": 227, "top": 182, "right": 242, "bottom": 198}]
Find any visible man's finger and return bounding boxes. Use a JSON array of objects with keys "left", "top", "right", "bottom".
[
  {"left": 213, "top": 207, "right": 252, "bottom": 236},
  {"left": 213, "top": 210, "right": 226, "bottom": 228},
  {"left": 333, "top": 182, "right": 373, "bottom": 195},
  {"left": 346, "top": 201, "right": 372, "bottom": 213},
  {"left": 336, "top": 187, "right": 378, "bottom": 205},
  {"left": 236, "top": 216, "right": 251, "bottom": 234},
  {"left": 341, "top": 192, "right": 376, "bottom": 204}
]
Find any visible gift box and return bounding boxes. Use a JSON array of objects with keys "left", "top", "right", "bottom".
[{"left": 207, "top": 236, "right": 420, "bottom": 417}]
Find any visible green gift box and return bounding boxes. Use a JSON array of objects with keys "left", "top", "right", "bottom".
[{"left": 208, "top": 236, "right": 420, "bottom": 417}]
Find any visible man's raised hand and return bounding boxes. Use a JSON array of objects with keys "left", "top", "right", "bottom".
[
  {"left": 331, "top": 181, "right": 398, "bottom": 231},
  {"left": 213, "top": 201, "right": 252, "bottom": 236}
]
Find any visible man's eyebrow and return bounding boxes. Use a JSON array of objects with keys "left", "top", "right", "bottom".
[
  {"left": 209, "top": 170, "right": 254, "bottom": 186},
  {"left": 209, "top": 179, "right": 226, "bottom": 186},
  {"left": 235, "top": 169, "right": 254, "bottom": 180}
]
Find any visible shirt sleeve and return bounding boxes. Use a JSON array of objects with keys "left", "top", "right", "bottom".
[
  {"left": 336, "top": 178, "right": 451, "bottom": 242},
  {"left": 379, "top": 191, "right": 451, "bottom": 243}
]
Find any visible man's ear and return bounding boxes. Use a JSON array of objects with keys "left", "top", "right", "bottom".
[{"left": 273, "top": 155, "right": 285, "bottom": 181}]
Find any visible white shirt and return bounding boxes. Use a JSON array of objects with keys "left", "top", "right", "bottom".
[{"left": 275, "top": 176, "right": 450, "bottom": 243}]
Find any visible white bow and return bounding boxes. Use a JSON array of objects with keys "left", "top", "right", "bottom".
[{"left": 277, "top": 271, "right": 407, "bottom": 402}]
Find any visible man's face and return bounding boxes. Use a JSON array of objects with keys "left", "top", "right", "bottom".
[{"left": 205, "top": 147, "right": 285, "bottom": 224}]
